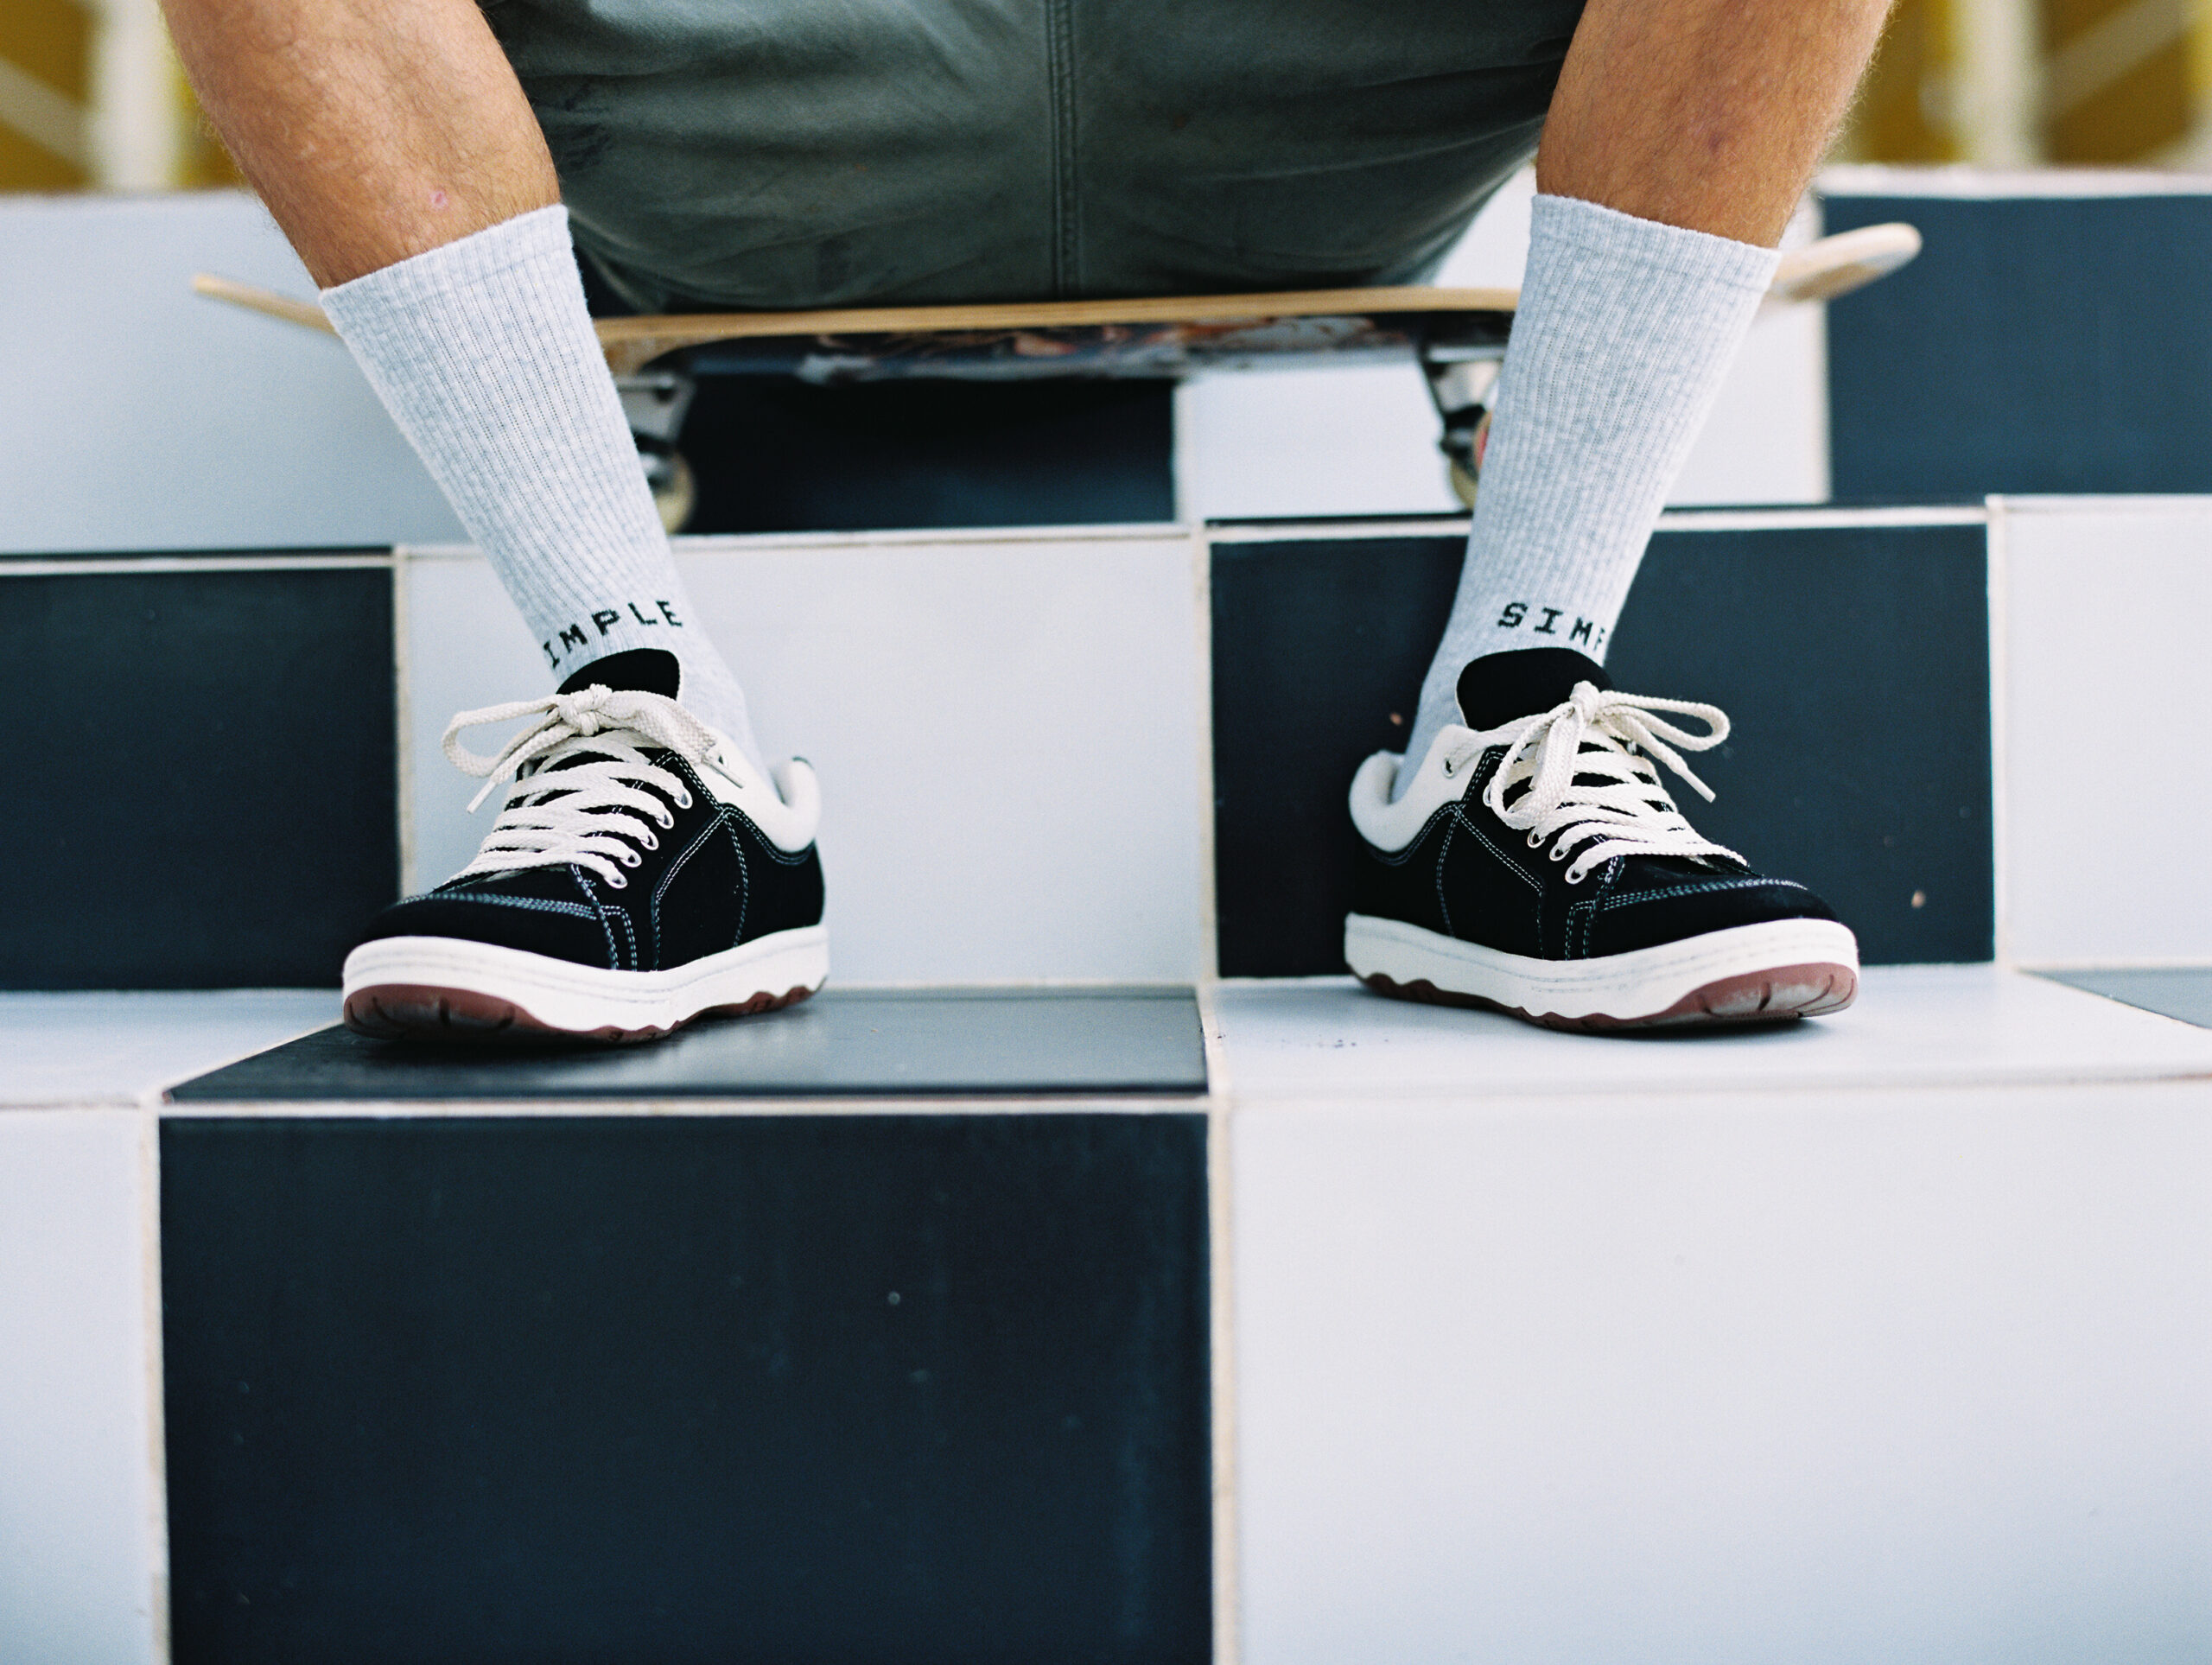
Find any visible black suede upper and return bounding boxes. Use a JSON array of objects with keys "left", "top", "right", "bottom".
[
  {"left": 1352, "top": 649, "right": 1840, "bottom": 963},
  {"left": 1351, "top": 741, "right": 1838, "bottom": 962},
  {"left": 359, "top": 747, "right": 823, "bottom": 972}
]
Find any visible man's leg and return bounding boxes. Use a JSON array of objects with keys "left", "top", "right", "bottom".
[
  {"left": 1395, "top": 0, "right": 1891, "bottom": 783},
  {"left": 161, "top": 0, "right": 765, "bottom": 769},
  {"left": 162, "top": 0, "right": 822, "bottom": 1041},
  {"left": 1351, "top": 0, "right": 1889, "bottom": 1029}
]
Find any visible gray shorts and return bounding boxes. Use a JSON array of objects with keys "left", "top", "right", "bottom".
[{"left": 483, "top": 0, "right": 1587, "bottom": 313}]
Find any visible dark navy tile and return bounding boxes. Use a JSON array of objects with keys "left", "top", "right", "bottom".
[
  {"left": 1824, "top": 193, "right": 2212, "bottom": 497},
  {"left": 1209, "top": 520, "right": 1992, "bottom": 975},
  {"left": 5, "top": 565, "right": 396, "bottom": 988},
  {"left": 2039, "top": 968, "right": 2212, "bottom": 1029},
  {"left": 678, "top": 378, "right": 1174, "bottom": 532},
  {"left": 168, "top": 987, "right": 1209, "bottom": 1101},
  {"left": 161, "top": 1113, "right": 1212, "bottom": 1665}
]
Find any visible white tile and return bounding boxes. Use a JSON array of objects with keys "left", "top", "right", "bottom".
[
  {"left": 2003, "top": 499, "right": 2212, "bottom": 964},
  {"left": 405, "top": 529, "right": 1207, "bottom": 983},
  {"left": 0, "top": 991, "right": 334, "bottom": 1108},
  {"left": 0, "top": 1111, "right": 161, "bottom": 1664},
  {"left": 401, "top": 553, "right": 549, "bottom": 895},
  {"left": 0, "top": 193, "right": 462, "bottom": 553},
  {"left": 1234, "top": 1080, "right": 2212, "bottom": 1665},
  {"left": 1669, "top": 297, "right": 1828, "bottom": 507},
  {"left": 1214, "top": 965, "right": 2212, "bottom": 1100},
  {"left": 1173, "top": 363, "right": 1466, "bottom": 522}
]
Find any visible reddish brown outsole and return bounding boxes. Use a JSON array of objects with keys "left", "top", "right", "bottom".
[
  {"left": 342, "top": 981, "right": 817, "bottom": 1045},
  {"left": 1360, "top": 961, "right": 1858, "bottom": 1033}
]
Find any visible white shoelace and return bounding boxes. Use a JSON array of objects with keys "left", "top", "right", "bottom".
[
  {"left": 1441, "top": 680, "right": 1744, "bottom": 886},
  {"left": 441, "top": 687, "right": 721, "bottom": 890}
]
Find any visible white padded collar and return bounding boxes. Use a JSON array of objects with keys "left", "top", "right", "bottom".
[
  {"left": 696, "top": 734, "right": 822, "bottom": 854},
  {"left": 1347, "top": 719, "right": 1504, "bottom": 855}
]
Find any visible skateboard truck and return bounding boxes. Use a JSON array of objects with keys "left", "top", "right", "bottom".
[
  {"left": 618, "top": 370, "right": 699, "bottom": 533},
  {"left": 1419, "top": 342, "right": 1503, "bottom": 509}
]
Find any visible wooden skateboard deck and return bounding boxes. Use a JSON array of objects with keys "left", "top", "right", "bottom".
[{"left": 193, "top": 221, "right": 1918, "bottom": 381}]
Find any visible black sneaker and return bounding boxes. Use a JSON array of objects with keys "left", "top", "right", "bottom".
[
  {"left": 1344, "top": 649, "right": 1857, "bottom": 1030},
  {"left": 342, "top": 654, "right": 826, "bottom": 1042}
]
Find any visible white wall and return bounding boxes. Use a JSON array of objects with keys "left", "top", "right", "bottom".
[
  {"left": 2000, "top": 497, "right": 2212, "bottom": 965},
  {"left": 0, "top": 192, "right": 461, "bottom": 553}
]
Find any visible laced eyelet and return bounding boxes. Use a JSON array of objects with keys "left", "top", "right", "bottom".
[
  {"left": 674, "top": 791, "right": 694, "bottom": 810},
  {"left": 619, "top": 849, "right": 641, "bottom": 867},
  {"left": 654, "top": 810, "right": 674, "bottom": 829},
  {"left": 1564, "top": 867, "right": 1590, "bottom": 886},
  {"left": 1526, "top": 831, "right": 1543, "bottom": 848},
  {"left": 605, "top": 871, "right": 628, "bottom": 889},
  {"left": 1548, "top": 844, "right": 1568, "bottom": 861},
  {"left": 638, "top": 831, "right": 658, "bottom": 852}
]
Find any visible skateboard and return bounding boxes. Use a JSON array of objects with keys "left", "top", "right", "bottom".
[{"left": 195, "top": 220, "right": 1918, "bottom": 529}]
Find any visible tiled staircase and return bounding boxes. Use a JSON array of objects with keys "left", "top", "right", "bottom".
[{"left": 7, "top": 172, "right": 2212, "bottom": 1665}]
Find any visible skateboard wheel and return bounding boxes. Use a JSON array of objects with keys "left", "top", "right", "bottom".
[
  {"left": 636, "top": 438, "right": 697, "bottom": 533},
  {"left": 1440, "top": 406, "right": 1491, "bottom": 509}
]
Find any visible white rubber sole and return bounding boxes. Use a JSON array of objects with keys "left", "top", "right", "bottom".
[
  {"left": 1344, "top": 912, "right": 1859, "bottom": 1031},
  {"left": 341, "top": 925, "right": 830, "bottom": 1043}
]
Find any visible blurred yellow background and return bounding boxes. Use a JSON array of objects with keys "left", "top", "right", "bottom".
[
  {"left": 3, "top": 0, "right": 2211, "bottom": 194},
  {"left": 0, "top": 0, "right": 237, "bottom": 191}
]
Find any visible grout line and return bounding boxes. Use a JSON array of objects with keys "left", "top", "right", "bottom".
[
  {"left": 0, "top": 554, "right": 396, "bottom": 576},
  {"left": 734, "top": 977, "right": 1206, "bottom": 993},
  {"left": 398, "top": 523, "right": 1193, "bottom": 562},
  {"left": 1652, "top": 505, "right": 1988, "bottom": 531},
  {"left": 2022, "top": 956, "right": 2212, "bottom": 970},
  {"left": 1207, "top": 517, "right": 1470, "bottom": 543},
  {"left": 156, "top": 1092, "right": 1213, "bottom": 1118},
  {"left": 392, "top": 555, "right": 417, "bottom": 898},
  {"left": 1206, "top": 505, "right": 1989, "bottom": 543},
  {"left": 1821, "top": 162, "right": 2212, "bottom": 197},
  {"left": 1193, "top": 529, "right": 1221, "bottom": 985},
  {"left": 137, "top": 1108, "right": 172, "bottom": 1664},
  {"left": 1194, "top": 981, "right": 1238, "bottom": 1665},
  {"left": 1217, "top": 1066, "right": 2212, "bottom": 1105},
  {"left": 1994, "top": 493, "right": 2212, "bottom": 514},
  {"left": 1986, "top": 497, "right": 2013, "bottom": 969}
]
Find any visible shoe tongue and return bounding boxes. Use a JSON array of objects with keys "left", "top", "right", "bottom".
[
  {"left": 1454, "top": 648, "right": 1610, "bottom": 731},
  {"left": 544, "top": 648, "right": 683, "bottom": 779},
  {"left": 557, "top": 647, "right": 681, "bottom": 700}
]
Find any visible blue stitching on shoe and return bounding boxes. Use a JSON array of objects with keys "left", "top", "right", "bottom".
[
  {"left": 1567, "top": 898, "right": 1597, "bottom": 959},
  {"left": 1363, "top": 804, "right": 1459, "bottom": 867},
  {"left": 604, "top": 900, "right": 638, "bottom": 971},
  {"left": 430, "top": 891, "right": 598, "bottom": 919},
  {"left": 724, "top": 811, "right": 750, "bottom": 947},
  {"left": 1433, "top": 821, "right": 1455, "bottom": 937},
  {"left": 1599, "top": 877, "right": 1808, "bottom": 911},
  {"left": 1449, "top": 805, "right": 1542, "bottom": 894},
  {"left": 572, "top": 868, "right": 623, "bottom": 969},
  {"left": 651, "top": 817, "right": 721, "bottom": 964}
]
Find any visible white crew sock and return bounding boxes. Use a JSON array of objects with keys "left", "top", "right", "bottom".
[
  {"left": 321, "top": 205, "right": 767, "bottom": 773},
  {"left": 1394, "top": 194, "right": 1777, "bottom": 798}
]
